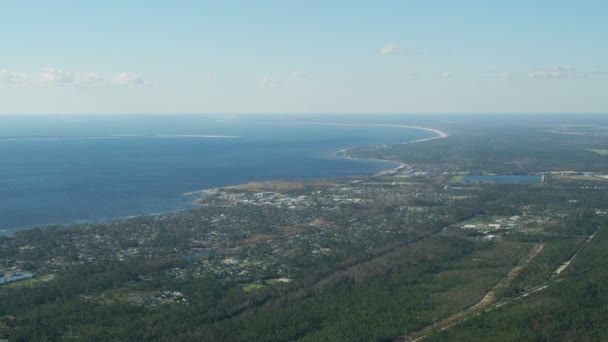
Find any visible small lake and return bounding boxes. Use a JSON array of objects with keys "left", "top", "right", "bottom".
[{"left": 463, "top": 175, "right": 544, "bottom": 183}]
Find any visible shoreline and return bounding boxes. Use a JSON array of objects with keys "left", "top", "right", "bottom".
[
  {"left": 294, "top": 122, "right": 448, "bottom": 141},
  {"left": 5, "top": 124, "right": 448, "bottom": 233},
  {"left": 332, "top": 124, "right": 447, "bottom": 176},
  {"left": 0, "top": 206, "right": 197, "bottom": 237},
  {"left": 188, "top": 124, "right": 448, "bottom": 195}
]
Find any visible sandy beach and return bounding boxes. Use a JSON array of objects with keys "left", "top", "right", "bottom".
[
  {"left": 327, "top": 123, "right": 448, "bottom": 156},
  {"left": 288, "top": 122, "right": 448, "bottom": 144},
  {"left": 329, "top": 124, "right": 448, "bottom": 177}
]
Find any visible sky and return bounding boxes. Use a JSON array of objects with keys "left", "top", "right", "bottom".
[{"left": 0, "top": 0, "right": 607, "bottom": 114}]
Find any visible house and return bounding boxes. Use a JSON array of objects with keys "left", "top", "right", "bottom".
[{"left": 482, "top": 235, "right": 498, "bottom": 241}]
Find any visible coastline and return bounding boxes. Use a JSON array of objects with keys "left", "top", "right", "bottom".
[
  {"left": 188, "top": 124, "right": 448, "bottom": 195},
  {"left": 331, "top": 124, "right": 448, "bottom": 176},
  {"left": 291, "top": 122, "right": 449, "bottom": 141},
  {"left": 5, "top": 124, "right": 448, "bottom": 233}
]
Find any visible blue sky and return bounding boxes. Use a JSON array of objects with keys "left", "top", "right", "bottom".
[{"left": 1, "top": 1, "right": 607, "bottom": 114}]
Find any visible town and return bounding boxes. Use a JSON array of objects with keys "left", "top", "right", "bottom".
[{"left": 2, "top": 119, "right": 608, "bottom": 340}]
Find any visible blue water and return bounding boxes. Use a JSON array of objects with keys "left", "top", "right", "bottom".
[
  {"left": 463, "top": 175, "right": 543, "bottom": 183},
  {"left": 0, "top": 115, "right": 433, "bottom": 231}
]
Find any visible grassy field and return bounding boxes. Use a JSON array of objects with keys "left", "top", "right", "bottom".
[
  {"left": 450, "top": 176, "right": 465, "bottom": 183},
  {"left": 586, "top": 149, "right": 608, "bottom": 156},
  {"left": 3, "top": 275, "right": 54, "bottom": 288},
  {"left": 241, "top": 283, "right": 267, "bottom": 292}
]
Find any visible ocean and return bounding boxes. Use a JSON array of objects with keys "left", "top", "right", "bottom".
[{"left": 0, "top": 115, "right": 433, "bottom": 232}]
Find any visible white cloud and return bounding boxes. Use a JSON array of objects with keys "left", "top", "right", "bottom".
[
  {"left": 380, "top": 44, "right": 400, "bottom": 55},
  {"left": 529, "top": 67, "right": 584, "bottom": 79},
  {"left": 36, "top": 67, "right": 107, "bottom": 87},
  {"left": 0, "top": 67, "right": 150, "bottom": 87},
  {"left": 0, "top": 69, "right": 29, "bottom": 84},
  {"left": 439, "top": 71, "right": 452, "bottom": 79},
  {"left": 110, "top": 72, "right": 150, "bottom": 87},
  {"left": 290, "top": 71, "right": 306, "bottom": 78},
  {"left": 258, "top": 76, "right": 280, "bottom": 84},
  {"left": 38, "top": 67, "right": 75, "bottom": 85}
]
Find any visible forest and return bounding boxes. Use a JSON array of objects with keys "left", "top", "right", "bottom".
[{"left": 2, "top": 117, "right": 608, "bottom": 341}]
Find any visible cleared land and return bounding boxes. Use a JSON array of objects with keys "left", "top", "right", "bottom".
[
  {"left": 587, "top": 149, "right": 608, "bottom": 156},
  {"left": 401, "top": 243, "right": 545, "bottom": 341},
  {"left": 449, "top": 176, "right": 465, "bottom": 183}
]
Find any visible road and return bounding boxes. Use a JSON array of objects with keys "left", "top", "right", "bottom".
[
  {"left": 399, "top": 243, "right": 545, "bottom": 341},
  {"left": 399, "top": 228, "right": 599, "bottom": 341}
]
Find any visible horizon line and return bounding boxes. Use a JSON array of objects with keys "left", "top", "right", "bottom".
[{"left": 1, "top": 112, "right": 608, "bottom": 116}]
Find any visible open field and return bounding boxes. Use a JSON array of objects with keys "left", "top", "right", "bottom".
[
  {"left": 241, "top": 283, "right": 267, "bottom": 292},
  {"left": 587, "top": 149, "right": 608, "bottom": 156},
  {"left": 449, "top": 176, "right": 465, "bottom": 183}
]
